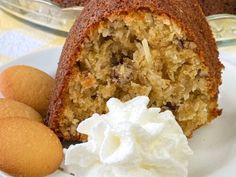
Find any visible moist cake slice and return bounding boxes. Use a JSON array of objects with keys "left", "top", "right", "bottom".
[{"left": 47, "top": 0, "right": 223, "bottom": 141}]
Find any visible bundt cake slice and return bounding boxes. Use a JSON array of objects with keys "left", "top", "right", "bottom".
[{"left": 47, "top": 0, "right": 223, "bottom": 141}]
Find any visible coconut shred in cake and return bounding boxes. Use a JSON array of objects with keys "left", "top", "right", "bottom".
[{"left": 63, "top": 96, "right": 193, "bottom": 177}]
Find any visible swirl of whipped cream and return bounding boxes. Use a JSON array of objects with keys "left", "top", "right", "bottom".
[{"left": 64, "top": 96, "right": 193, "bottom": 177}]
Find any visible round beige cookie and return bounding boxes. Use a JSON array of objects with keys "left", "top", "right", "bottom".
[
  {"left": 0, "top": 118, "right": 63, "bottom": 177},
  {"left": 0, "top": 65, "right": 55, "bottom": 117},
  {"left": 0, "top": 98, "right": 42, "bottom": 122}
]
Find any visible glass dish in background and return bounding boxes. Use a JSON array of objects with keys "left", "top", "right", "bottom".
[
  {"left": 0, "top": 0, "right": 236, "bottom": 47},
  {"left": 207, "top": 14, "right": 236, "bottom": 47},
  {"left": 0, "top": 0, "right": 83, "bottom": 33}
]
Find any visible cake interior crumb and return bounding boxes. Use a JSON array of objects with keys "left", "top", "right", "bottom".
[{"left": 60, "top": 11, "right": 211, "bottom": 138}]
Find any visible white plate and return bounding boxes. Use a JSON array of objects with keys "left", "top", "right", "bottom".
[{"left": 0, "top": 47, "right": 236, "bottom": 177}]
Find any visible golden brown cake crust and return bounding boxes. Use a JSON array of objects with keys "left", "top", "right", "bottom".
[{"left": 47, "top": 0, "right": 223, "bottom": 140}]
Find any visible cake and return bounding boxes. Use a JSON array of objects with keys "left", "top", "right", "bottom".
[
  {"left": 199, "top": 0, "right": 236, "bottom": 15},
  {"left": 47, "top": 0, "right": 223, "bottom": 141}
]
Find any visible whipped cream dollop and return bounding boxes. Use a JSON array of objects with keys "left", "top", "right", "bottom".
[{"left": 64, "top": 96, "right": 193, "bottom": 177}]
